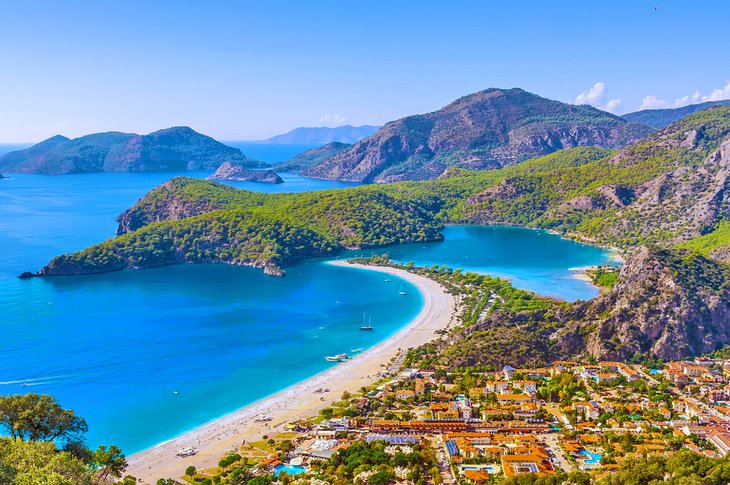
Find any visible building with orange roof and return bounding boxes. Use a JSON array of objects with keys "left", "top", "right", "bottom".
[{"left": 463, "top": 469, "right": 490, "bottom": 483}]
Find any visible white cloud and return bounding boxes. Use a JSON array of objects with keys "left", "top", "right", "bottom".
[
  {"left": 575, "top": 82, "right": 607, "bottom": 106},
  {"left": 706, "top": 81, "right": 730, "bottom": 102},
  {"left": 638, "top": 81, "right": 730, "bottom": 111},
  {"left": 604, "top": 98, "right": 622, "bottom": 113},
  {"left": 639, "top": 95, "right": 668, "bottom": 110},
  {"left": 319, "top": 113, "right": 347, "bottom": 126},
  {"left": 574, "top": 82, "right": 623, "bottom": 113}
]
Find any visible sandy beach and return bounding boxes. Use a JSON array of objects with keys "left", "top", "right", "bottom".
[{"left": 126, "top": 261, "right": 455, "bottom": 483}]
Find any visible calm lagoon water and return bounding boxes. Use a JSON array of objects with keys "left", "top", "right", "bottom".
[{"left": 0, "top": 158, "right": 612, "bottom": 453}]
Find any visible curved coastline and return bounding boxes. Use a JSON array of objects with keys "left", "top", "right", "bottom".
[{"left": 127, "top": 261, "right": 456, "bottom": 482}]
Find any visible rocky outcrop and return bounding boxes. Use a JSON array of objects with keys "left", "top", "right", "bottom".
[
  {"left": 303, "top": 88, "right": 652, "bottom": 182},
  {"left": 0, "top": 127, "right": 266, "bottom": 174},
  {"left": 443, "top": 245, "right": 730, "bottom": 367},
  {"left": 275, "top": 142, "right": 351, "bottom": 172},
  {"left": 557, "top": 246, "right": 730, "bottom": 360},
  {"left": 207, "top": 162, "right": 284, "bottom": 184}
]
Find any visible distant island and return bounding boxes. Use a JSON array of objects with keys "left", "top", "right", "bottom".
[
  {"left": 264, "top": 125, "right": 380, "bottom": 144},
  {"left": 274, "top": 142, "right": 351, "bottom": 172},
  {"left": 0, "top": 126, "right": 266, "bottom": 175},
  {"left": 302, "top": 88, "right": 653, "bottom": 183},
  {"left": 207, "top": 162, "right": 283, "bottom": 184}
]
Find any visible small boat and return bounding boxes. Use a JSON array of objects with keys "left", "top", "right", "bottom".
[
  {"left": 398, "top": 284, "right": 407, "bottom": 295},
  {"left": 351, "top": 347, "right": 365, "bottom": 353},
  {"left": 325, "top": 353, "right": 349, "bottom": 362},
  {"left": 384, "top": 278, "right": 391, "bottom": 282}
]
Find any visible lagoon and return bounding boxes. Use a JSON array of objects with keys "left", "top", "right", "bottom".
[{"left": 0, "top": 168, "right": 612, "bottom": 453}]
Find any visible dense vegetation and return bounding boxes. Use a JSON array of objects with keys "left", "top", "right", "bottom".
[
  {"left": 39, "top": 107, "right": 730, "bottom": 325},
  {"left": 0, "top": 393, "right": 131, "bottom": 484},
  {"left": 677, "top": 221, "right": 730, "bottom": 262},
  {"left": 302, "top": 87, "right": 652, "bottom": 182},
  {"left": 622, "top": 99, "right": 730, "bottom": 128},
  {"left": 317, "top": 440, "right": 440, "bottom": 484}
]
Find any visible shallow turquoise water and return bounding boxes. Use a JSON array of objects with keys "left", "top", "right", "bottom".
[
  {"left": 0, "top": 168, "right": 612, "bottom": 454},
  {"left": 344, "top": 225, "right": 615, "bottom": 301}
]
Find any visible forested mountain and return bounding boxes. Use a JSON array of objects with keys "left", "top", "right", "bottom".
[
  {"left": 37, "top": 106, "right": 730, "bottom": 275},
  {"left": 622, "top": 100, "right": 730, "bottom": 128},
  {"left": 275, "top": 142, "right": 351, "bottom": 172},
  {"left": 30, "top": 107, "right": 730, "bottom": 360},
  {"left": 302, "top": 88, "right": 653, "bottom": 182},
  {"left": 0, "top": 127, "right": 265, "bottom": 174}
]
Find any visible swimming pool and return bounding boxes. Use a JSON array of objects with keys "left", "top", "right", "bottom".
[
  {"left": 275, "top": 464, "right": 307, "bottom": 476},
  {"left": 460, "top": 464, "right": 501, "bottom": 473},
  {"left": 579, "top": 449, "right": 602, "bottom": 466}
]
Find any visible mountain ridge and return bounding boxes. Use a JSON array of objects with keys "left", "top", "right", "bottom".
[
  {"left": 303, "top": 88, "right": 653, "bottom": 182},
  {"left": 264, "top": 125, "right": 380, "bottom": 144},
  {"left": 0, "top": 126, "right": 266, "bottom": 174},
  {"left": 28, "top": 106, "right": 730, "bottom": 363},
  {"left": 622, "top": 99, "right": 730, "bottom": 128},
  {"left": 274, "top": 142, "right": 351, "bottom": 172}
]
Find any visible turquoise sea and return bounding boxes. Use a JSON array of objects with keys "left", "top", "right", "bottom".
[{"left": 0, "top": 145, "right": 613, "bottom": 453}]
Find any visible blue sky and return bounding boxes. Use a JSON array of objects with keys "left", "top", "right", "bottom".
[{"left": 0, "top": 0, "right": 728, "bottom": 142}]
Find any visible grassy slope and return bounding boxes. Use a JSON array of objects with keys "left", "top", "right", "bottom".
[{"left": 42, "top": 107, "right": 730, "bottom": 276}]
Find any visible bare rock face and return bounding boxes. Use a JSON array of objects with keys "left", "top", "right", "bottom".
[
  {"left": 558, "top": 246, "right": 730, "bottom": 361},
  {"left": 207, "top": 161, "right": 284, "bottom": 184},
  {"left": 303, "top": 88, "right": 651, "bottom": 182}
]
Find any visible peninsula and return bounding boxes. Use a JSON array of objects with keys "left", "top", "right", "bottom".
[{"left": 207, "top": 162, "right": 284, "bottom": 184}]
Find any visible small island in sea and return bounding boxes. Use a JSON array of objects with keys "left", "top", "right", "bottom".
[{"left": 207, "top": 161, "right": 284, "bottom": 183}]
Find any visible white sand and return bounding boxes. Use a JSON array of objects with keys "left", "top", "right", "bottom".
[{"left": 126, "top": 262, "right": 455, "bottom": 483}]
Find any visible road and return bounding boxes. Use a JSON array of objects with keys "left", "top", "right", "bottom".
[
  {"left": 543, "top": 433, "right": 573, "bottom": 472},
  {"left": 431, "top": 435, "right": 456, "bottom": 484}
]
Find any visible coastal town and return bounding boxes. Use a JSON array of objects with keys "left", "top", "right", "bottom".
[{"left": 175, "top": 354, "right": 730, "bottom": 484}]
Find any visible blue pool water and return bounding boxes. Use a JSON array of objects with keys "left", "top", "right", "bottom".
[
  {"left": 275, "top": 464, "right": 307, "bottom": 476},
  {"left": 0, "top": 167, "right": 612, "bottom": 454},
  {"left": 579, "top": 450, "right": 602, "bottom": 465}
]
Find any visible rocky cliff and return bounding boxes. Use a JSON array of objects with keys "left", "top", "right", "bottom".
[
  {"left": 561, "top": 247, "right": 730, "bottom": 360},
  {"left": 0, "top": 127, "right": 266, "bottom": 174},
  {"left": 275, "top": 142, "right": 351, "bottom": 172},
  {"left": 442, "top": 246, "right": 730, "bottom": 367},
  {"left": 207, "top": 162, "right": 283, "bottom": 184},
  {"left": 303, "top": 88, "right": 652, "bottom": 182}
]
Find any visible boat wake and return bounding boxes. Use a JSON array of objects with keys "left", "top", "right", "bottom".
[{"left": 0, "top": 375, "right": 71, "bottom": 386}]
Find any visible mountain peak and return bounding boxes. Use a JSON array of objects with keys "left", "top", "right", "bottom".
[
  {"left": 0, "top": 127, "right": 266, "bottom": 174},
  {"left": 303, "top": 88, "right": 652, "bottom": 183}
]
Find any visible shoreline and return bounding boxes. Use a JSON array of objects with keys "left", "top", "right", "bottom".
[{"left": 126, "top": 261, "right": 456, "bottom": 483}]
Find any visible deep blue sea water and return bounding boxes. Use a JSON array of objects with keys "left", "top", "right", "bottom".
[{"left": 0, "top": 152, "right": 613, "bottom": 453}]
